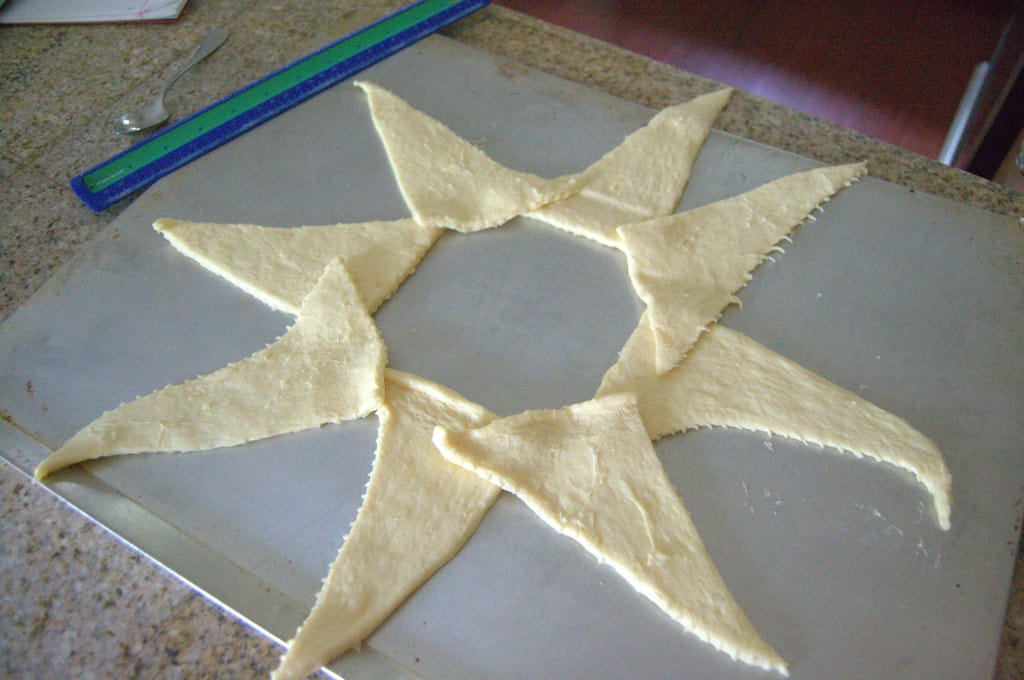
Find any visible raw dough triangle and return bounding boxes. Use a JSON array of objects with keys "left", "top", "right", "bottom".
[
  {"left": 35, "top": 260, "right": 386, "bottom": 479},
  {"left": 598, "top": 313, "right": 952, "bottom": 530},
  {"left": 356, "top": 80, "right": 581, "bottom": 232},
  {"left": 433, "top": 393, "right": 788, "bottom": 675},
  {"left": 618, "top": 162, "right": 866, "bottom": 374},
  {"left": 530, "top": 88, "right": 732, "bottom": 248},
  {"left": 272, "top": 370, "right": 499, "bottom": 680},
  {"left": 154, "top": 217, "right": 441, "bottom": 315}
]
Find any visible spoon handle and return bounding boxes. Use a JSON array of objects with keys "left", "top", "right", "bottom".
[{"left": 161, "top": 27, "right": 229, "bottom": 97}]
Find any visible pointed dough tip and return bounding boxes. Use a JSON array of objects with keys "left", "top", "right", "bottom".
[
  {"left": 152, "top": 217, "right": 177, "bottom": 233},
  {"left": 33, "top": 461, "right": 49, "bottom": 481},
  {"left": 700, "top": 85, "right": 734, "bottom": 104}
]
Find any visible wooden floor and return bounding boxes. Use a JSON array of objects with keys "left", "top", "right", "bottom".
[{"left": 494, "top": 0, "right": 1017, "bottom": 159}]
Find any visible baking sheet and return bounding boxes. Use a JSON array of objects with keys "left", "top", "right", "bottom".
[{"left": 2, "top": 34, "right": 1024, "bottom": 679}]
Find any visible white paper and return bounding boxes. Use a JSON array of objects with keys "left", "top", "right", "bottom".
[{"left": 0, "top": 0, "right": 189, "bottom": 23}]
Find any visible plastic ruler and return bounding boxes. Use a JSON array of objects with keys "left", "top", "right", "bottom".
[{"left": 71, "top": 0, "right": 489, "bottom": 212}]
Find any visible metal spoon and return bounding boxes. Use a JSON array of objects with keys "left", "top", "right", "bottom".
[{"left": 114, "top": 27, "right": 228, "bottom": 135}]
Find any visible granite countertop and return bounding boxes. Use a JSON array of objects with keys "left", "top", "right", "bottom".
[{"left": 2, "top": 1, "right": 1022, "bottom": 677}]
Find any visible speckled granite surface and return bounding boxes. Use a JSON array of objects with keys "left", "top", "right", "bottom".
[{"left": 1, "top": 2, "right": 1022, "bottom": 678}]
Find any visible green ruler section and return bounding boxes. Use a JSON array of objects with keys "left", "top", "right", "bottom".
[{"left": 72, "top": 0, "right": 489, "bottom": 211}]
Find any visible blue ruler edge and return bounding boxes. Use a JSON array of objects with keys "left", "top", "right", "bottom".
[{"left": 71, "top": 0, "right": 489, "bottom": 212}]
